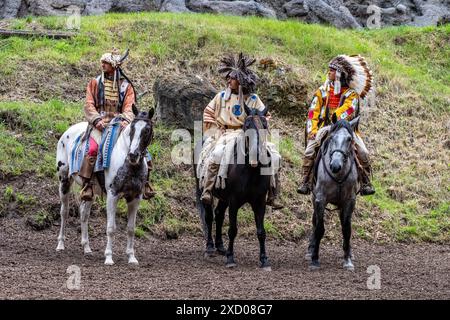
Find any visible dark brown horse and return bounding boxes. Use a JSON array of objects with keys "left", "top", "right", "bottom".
[{"left": 196, "top": 105, "right": 272, "bottom": 269}]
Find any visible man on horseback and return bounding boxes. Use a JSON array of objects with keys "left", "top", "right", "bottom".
[
  {"left": 79, "top": 49, "right": 155, "bottom": 201},
  {"left": 297, "top": 55, "right": 375, "bottom": 196},
  {"left": 199, "top": 53, "right": 282, "bottom": 209}
]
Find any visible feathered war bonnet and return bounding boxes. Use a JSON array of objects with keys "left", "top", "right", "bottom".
[
  {"left": 218, "top": 52, "right": 259, "bottom": 107},
  {"left": 328, "top": 54, "right": 373, "bottom": 98},
  {"left": 100, "top": 48, "right": 130, "bottom": 91}
]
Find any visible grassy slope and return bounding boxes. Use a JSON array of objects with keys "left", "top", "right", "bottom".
[{"left": 0, "top": 13, "right": 448, "bottom": 242}]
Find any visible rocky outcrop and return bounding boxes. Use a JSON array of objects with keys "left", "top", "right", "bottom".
[
  {"left": 159, "top": 0, "right": 190, "bottom": 13},
  {"left": 153, "top": 73, "right": 217, "bottom": 130},
  {"left": 1, "top": 0, "right": 449, "bottom": 28},
  {"left": 187, "top": 0, "right": 277, "bottom": 18},
  {"left": 0, "top": 0, "right": 156, "bottom": 18}
]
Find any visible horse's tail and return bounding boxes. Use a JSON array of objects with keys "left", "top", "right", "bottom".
[
  {"left": 56, "top": 131, "right": 72, "bottom": 197},
  {"left": 56, "top": 134, "right": 69, "bottom": 173},
  {"left": 193, "top": 142, "right": 208, "bottom": 241}
]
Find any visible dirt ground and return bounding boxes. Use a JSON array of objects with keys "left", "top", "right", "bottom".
[{"left": 0, "top": 215, "right": 449, "bottom": 300}]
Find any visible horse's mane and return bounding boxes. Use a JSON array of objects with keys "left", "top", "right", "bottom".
[
  {"left": 329, "top": 119, "right": 353, "bottom": 136},
  {"left": 321, "top": 120, "right": 354, "bottom": 154}
]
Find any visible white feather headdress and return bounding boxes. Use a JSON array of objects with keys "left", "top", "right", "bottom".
[{"left": 328, "top": 54, "right": 373, "bottom": 99}]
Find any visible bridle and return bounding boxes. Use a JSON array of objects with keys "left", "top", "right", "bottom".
[
  {"left": 127, "top": 117, "right": 153, "bottom": 165},
  {"left": 321, "top": 132, "right": 354, "bottom": 186}
]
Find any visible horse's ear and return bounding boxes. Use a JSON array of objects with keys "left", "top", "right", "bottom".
[
  {"left": 332, "top": 113, "right": 337, "bottom": 124},
  {"left": 349, "top": 116, "right": 360, "bottom": 131},
  {"left": 244, "top": 104, "right": 251, "bottom": 117},
  {"left": 132, "top": 104, "right": 139, "bottom": 116},
  {"left": 148, "top": 108, "right": 155, "bottom": 120}
]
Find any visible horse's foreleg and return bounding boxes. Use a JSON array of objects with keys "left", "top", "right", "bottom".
[
  {"left": 251, "top": 200, "right": 270, "bottom": 270},
  {"left": 56, "top": 173, "right": 71, "bottom": 251},
  {"left": 310, "top": 198, "right": 325, "bottom": 270},
  {"left": 204, "top": 203, "right": 215, "bottom": 256},
  {"left": 225, "top": 203, "right": 239, "bottom": 268},
  {"left": 340, "top": 199, "right": 355, "bottom": 271},
  {"left": 105, "top": 193, "right": 118, "bottom": 265},
  {"left": 214, "top": 200, "right": 227, "bottom": 255},
  {"left": 305, "top": 209, "right": 317, "bottom": 260},
  {"left": 126, "top": 198, "right": 140, "bottom": 265},
  {"left": 80, "top": 200, "right": 93, "bottom": 254}
]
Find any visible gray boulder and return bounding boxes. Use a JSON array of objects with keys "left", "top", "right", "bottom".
[
  {"left": 153, "top": 73, "right": 217, "bottom": 130},
  {"left": 160, "top": 0, "right": 191, "bottom": 12},
  {"left": 188, "top": 0, "right": 277, "bottom": 18}
]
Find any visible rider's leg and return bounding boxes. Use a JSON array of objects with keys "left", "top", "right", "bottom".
[
  {"left": 298, "top": 126, "right": 331, "bottom": 195},
  {"left": 297, "top": 139, "right": 318, "bottom": 195},
  {"left": 79, "top": 137, "right": 98, "bottom": 201},
  {"left": 354, "top": 134, "right": 375, "bottom": 196},
  {"left": 266, "top": 171, "right": 283, "bottom": 209},
  {"left": 200, "top": 145, "right": 224, "bottom": 205},
  {"left": 265, "top": 149, "right": 283, "bottom": 209}
]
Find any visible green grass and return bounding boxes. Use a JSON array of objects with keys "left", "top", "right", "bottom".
[
  {"left": 362, "top": 180, "right": 450, "bottom": 242},
  {"left": 0, "top": 12, "right": 448, "bottom": 242}
]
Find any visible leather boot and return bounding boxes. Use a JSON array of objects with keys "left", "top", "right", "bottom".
[
  {"left": 200, "top": 162, "right": 220, "bottom": 205},
  {"left": 297, "top": 157, "right": 315, "bottom": 195},
  {"left": 266, "top": 173, "right": 283, "bottom": 209},
  {"left": 79, "top": 155, "right": 96, "bottom": 201},
  {"left": 360, "top": 161, "right": 375, "bottom": 196}
]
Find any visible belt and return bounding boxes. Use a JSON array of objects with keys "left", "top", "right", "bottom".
[{"left": 223, "top": 125, "right": 242, "bottom": 130}]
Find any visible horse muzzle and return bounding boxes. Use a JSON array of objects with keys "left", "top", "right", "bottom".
[
  {"left": 127, "top": 153, "right": 141, "bottom": 166},
  {"left": 330, "top": 160, "right": 342, "bottom": 173}
]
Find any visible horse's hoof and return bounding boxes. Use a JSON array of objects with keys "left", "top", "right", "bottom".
[
  {"left": 226, "top": 262, "right": 237, "bottom": 268},
  {"left": 104, "top": 258, "right": 114, "bottom": 266},
  {"left": 309, "top": 261, "right": 320, "bottom": 271},
  {"left": 216, "top": 246, "right": 226, "bottom": 256},
  {"left": 304, "top": 252, "right": 312, "bottom": 261},
  {"left": 261, "top": 265, "right": 272, "bottom": 272},
  {"left": 83, "top": 247, "right": 93, "bottom": 255},
  {"left": 56, "top": 243, "right": 65, "bottom": 251},
  {"left": 343, "top": 261, "right": 354, "bottom": 271},
  {"left": 128, "top": 256, "right": 139, "bottom": 265},
  {"left": 206, "top": 244, "right": 215, "bottom": 254}
]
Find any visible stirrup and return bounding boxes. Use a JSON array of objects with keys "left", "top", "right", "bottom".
[
  {"left": 297, "top": 183, "right": 311, "bottom": 195},
  {"left": 266, "top": 198, "right": 284, "bottom": 210},
  {"left": 360, "top": 184, "right": 375, "bottom": 196},
  {"left": 143, "top": 183, "right": 156, "bottom": 200},
  {"left": 200, "top": 191, "right": 213, "bottom": 205},
  {"left": 80, "top": 184, "right": 94, "bottom": 201}
]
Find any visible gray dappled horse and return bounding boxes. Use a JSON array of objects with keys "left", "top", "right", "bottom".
[
  {"left": 307, "top": 117, "right": 360, "bottom": 271},
  {"left": 56, "top": 105, "right": 154, "bottom": 265}
]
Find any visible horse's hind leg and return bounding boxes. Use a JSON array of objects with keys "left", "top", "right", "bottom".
[
  {"left": 56, "top": 165, "right": 71, "bottom": 251},
  {"left": 214, "top": 200, "right": 227, "bottom": 255},
  {"left": 204, "top": 203, "right": 215, "bottom": 257},
  {"left": 80, "top": 200, "right": 93, "bottom": 254},
  {"left": 251, "top": 201, "right": 270, "bottom": 270},
  {"left": 105, "top": 193, "right": 119, "bottom": 265},
  {"left": 310, "top": 198, "right": 325, "bottom": 270},
  {"left": 340, "top": 200, "right": 355, "bottom": 271},
  {"left": 126, "top": 198, "right": 140, "bottom": 265}
]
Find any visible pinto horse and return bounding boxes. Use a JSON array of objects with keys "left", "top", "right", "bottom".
[{"left": 56, "top": 105, "right": 154, "bottom": 265}]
